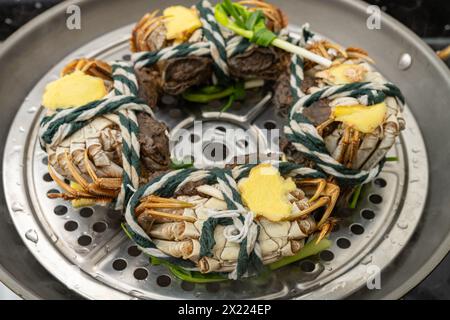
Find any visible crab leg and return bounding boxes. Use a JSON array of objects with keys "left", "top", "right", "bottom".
[
  {"left": 149, "top": 222, "right": 200, "bottom": 241},
  {"left": 343, "top": 129, "right": 360, "bottom": 168},
  {"left": 316, "top": 221, "right": 333, "bottom": 244},
  {"left": 66, "top": 152, "right": 119, "bottom": 197},
  {"left": 361, "top": 121, "right": 398, "bottom": 170},
  {"left": 353, "top": 127, "right": 381, "bottom": 169},
  {"left": 65, "top": 152, "right": 90, "bottom": 190},
  {"left": 332, "top": 125, "right": 351, "bottom": 162},
  {"left": 140, "top": 195, "right": 194, "bottom": 205},
  {"left": 139, "top": 209, "right": 197, "bottom": 223},
  {"left": 285, "top": 197, "right": 329, "bottom": 221},
  {"left": 297, "top": 178, "right": 327, "bottom": 203},
  {"left": 316, "top": 183, "right": 339, "bottom": 227},
  {"left": 84, "top": 150, "right": 122, "bottom": 190},
  {"left": 316, "top": 118, "right": 335, "bottom": 136},
  {"left": 142, "top": 15, "right": 166, "bottom": 40},
  {"left": 47, "top": 164, "right": 100, "bottom": 199},
  {"left": 325, "top": 41, "right": 348, "bottom": 58},
  {"left": 136, "top": 202, "right": 194, "bottom": 215}
]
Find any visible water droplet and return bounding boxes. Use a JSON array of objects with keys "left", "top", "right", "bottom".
[
  {"left": 361, "top": 255, "right": 373, "bottom": 265},
  {"left": 25, "top": 229, "right": 38, "bottom": 243},
  {"left": 27, "top": 106, "right": 37, "bottom": 113},
  {"left": 330, "top": 281, "right": 346, "bottom": 292},
  {"left": 19, "top": 126, "right": 25, "bottom": 133},
  {"left": 398, "top": 53, "right": 412, "bottom": 70},
  {"left": 397, "top": 221, "right": 408, "bottom": 229},
  {"left": 11, "top": 202, "right": 24, "bottom": 212},
  {"left": 10, "top": 145, "right": 22, "bottom": 156},
  {"left": 412, "top": 148, "right": 421, "bottom": 153}
]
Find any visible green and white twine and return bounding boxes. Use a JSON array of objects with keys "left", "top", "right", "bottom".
[
  {"left": 124, "top": 162, "right": 326, "bottom": 279},
  {"left": 39, "top": 61, "right": 155, "bottom": 210},
  {"left": 285, "top": 80, "right": 405, "bottom": 185},
  {"left": 133, "top": 0, "right": 254, "bottom": 85}
]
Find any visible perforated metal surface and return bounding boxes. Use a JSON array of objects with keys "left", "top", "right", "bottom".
[{"left": 3, "top": 24, "right": 428, "bottom": 299}]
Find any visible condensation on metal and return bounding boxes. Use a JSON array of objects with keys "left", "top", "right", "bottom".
[{"left": 2, "top": 25, "right": 428, "bottom": 300}]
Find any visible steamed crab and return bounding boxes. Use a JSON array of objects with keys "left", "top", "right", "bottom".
[
  {"left": 43, "top": 58, "right": 171, "bottom": 206},
  {"left": 276, "top": 40, "right": 404, "bottom": 172},
  {"left": 130, "top": 1, "right": 290, "bottom": 106},
  {"left": 134, "top": 164, "right": 339, "bottom": 273}
]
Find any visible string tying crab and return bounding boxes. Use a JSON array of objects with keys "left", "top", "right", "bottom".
[
  {"left": 39, "top": 59, "right": 170, "bottom": 210},
  {"left": 124, "top": 163, "right": 339, "bottom": 279}
]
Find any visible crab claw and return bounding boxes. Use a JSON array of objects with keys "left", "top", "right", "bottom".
[{"left": 315, "top": 218, "right": 339, "bottom": 244}]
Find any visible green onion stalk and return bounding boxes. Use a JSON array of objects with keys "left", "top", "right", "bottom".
[
  {"left": 122, "top": 223, "right": 330, "bottom": 283},
  {"left": 182, "top": 79, "right": 264, "bottom": 113},
  {"left": 215, "top": 0, "right": 332, "bottom": 68}
]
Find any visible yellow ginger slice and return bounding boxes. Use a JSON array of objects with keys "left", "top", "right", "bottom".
[
  {"left": 316, "top": 64, "right": 367, "bottom": 84},
  {"left": 333, "top": 102, "right": 387, "bottom": 133},
  {"left": 238, "top": 164, "right": 297, "bottom": 222},
  {"left": 42, "top": 70, "right": 107, "bottom": 110},
  {"left": 163, "top": 6, "right": 202, "bottom": 42}
]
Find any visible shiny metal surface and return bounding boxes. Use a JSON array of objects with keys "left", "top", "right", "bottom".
[
  {"left": 0, "top": 0, "right": 448, "bottom": 300},
  {"left": 4, "top": 26, "right": 427, "bottom": 299}
]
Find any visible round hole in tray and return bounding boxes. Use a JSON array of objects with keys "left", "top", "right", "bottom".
[
  {"left": 156, "top": 275, "right": 171, "bottom": 287},
  {"left": 350, "top": 224, "right": 365, "bottom": 235},
  {"left": 43, "top": 173, "right": 53, "bottom": 182},
  {"left": 54, "top": 205, "right": 67, "bottom": 216},
  {"left": 374, "top": 178, "right": 387, "bottom": 188},
  {"left": 337, "top": 238, "right": 351, "bottom": 249},
  {"left": 320, "top": 250, "right": 335, "bottom": 262},
  {"left": 93, "top": 221, "right": 107, "bottom": 233},
  {"left": 300, "top": 260, "right": 316, "bottom": 272},
  {"left": 190, "top": 133, "right": 200, "bottom": 143},
  {"left": 134, "top": 268, "right": 149, "bottom": 281},
  {"left": 127, "top": 245, "right": 142, "bottom": 257},
  {"left": 78, "top": 235, "right": 92, "bottom": 246},
  {"left": 47, "top": 189, "right": 59, "bottom": 196},
  {"left": 64, "top": 221, "right": 78, "bottom": 232},
  {"left": 361, "top": 209, "right": 375, "bottom": 220},
  {"left": 112, "top": 259, "right": 127, "bottom": 271},
  {"left": 369, "top": 194, "right": 383, "bottom": 204},
  {"left": 79, "top": 207, "right": 94, "bottom": 218},
  {"left": 181, "top": 281, "right": 195, "bottom": 291},
  {"left": 264, "top": 121, "right": 276, "bottom": 130}
]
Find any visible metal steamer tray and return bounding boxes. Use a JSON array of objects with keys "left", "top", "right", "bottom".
[{"left": 0, "top": 0, "right": 449, "bottom": 300}]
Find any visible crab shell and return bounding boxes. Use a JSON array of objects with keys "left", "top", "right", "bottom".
[
  {"left": 279, "top": 57, "right": 405, "bottom": 172},
  {"left": 316, "top": 61, "right": 405, "bottom": 171},
  {"left": 45, "top": 59, "right": 171, "bottom": 204},
  {"left": 47, "top": 115, "right": 124, "bottom": 183},
  {"left": 137, "top": 184, "right": 317, "bottom": 274},
  {"left": 131, "top": 2, "right": 290, "bottom": 107}
]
